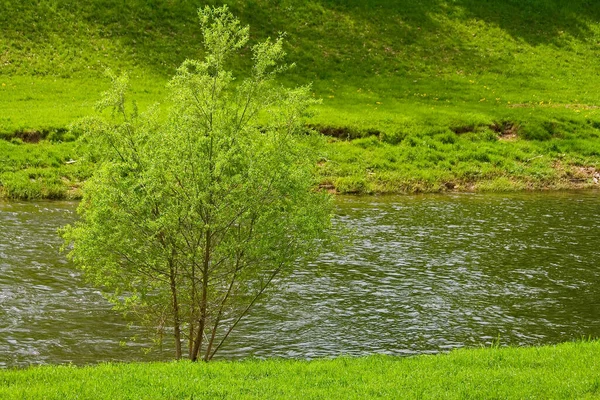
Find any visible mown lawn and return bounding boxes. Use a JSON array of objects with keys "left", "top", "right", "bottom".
[{"left": 1, "top": 341, "right": 599, "bottom": 399}]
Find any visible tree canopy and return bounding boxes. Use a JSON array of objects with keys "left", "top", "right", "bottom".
[{"left": 62, "top": 5, "right": 333, "bottom": 361}]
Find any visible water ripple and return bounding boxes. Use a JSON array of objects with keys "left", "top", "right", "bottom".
[{"left": 1, "top": 191, "right": 600, "bottom": 366}]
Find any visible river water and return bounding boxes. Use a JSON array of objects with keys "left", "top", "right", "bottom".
[{"left": 1, "top": 192, "right": 599, "bottom": 367}]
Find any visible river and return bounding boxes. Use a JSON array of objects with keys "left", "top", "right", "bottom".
[{"left": 1, "top": 191, "right": 599, "bottom": 367}]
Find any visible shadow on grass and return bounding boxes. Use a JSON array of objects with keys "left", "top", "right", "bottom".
[{"left": 320, "top": 0, "right": 599, "bottom": 46}]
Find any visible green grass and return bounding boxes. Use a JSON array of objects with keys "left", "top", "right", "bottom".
[
  {"left": 322, "top": 120, "right": 600, "bottom": 194},
  {"left": 2, "top": 0, "right": 600, "bottom": 198},
  {"left": 0, "top": 140, "right": 89, "bottom": 199},
  {"left": 1, "top": 341, "right": 599, "bottom": 399},
  {"left": 3, "top": 0, "right": 600, "bottom": 131}
]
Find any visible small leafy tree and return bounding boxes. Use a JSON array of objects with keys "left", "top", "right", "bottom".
[{"left": 62, "top": 6, "right": 332, "bottom": 361}]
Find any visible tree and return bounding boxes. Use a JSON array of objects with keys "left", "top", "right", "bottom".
[{"left": 61, "top": 5, "right": 333, "bottom": 362}]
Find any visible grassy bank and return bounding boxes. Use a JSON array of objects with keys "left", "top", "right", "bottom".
[
  {"left": 2, "top": 0, "right": 600, "bottom": 198},
  {"left": 1, "top": 341, "right": 599, "bottom": 399},
  {"left": 2, "top": 130, "right": 599, "bottom": 199},
  {"left": 0, "top": 140, "right": 87, "bottom": 200}
]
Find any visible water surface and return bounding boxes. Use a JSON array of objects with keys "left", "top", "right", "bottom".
[
  {"left": 0, "top": 202, "right": 162, "bottom": 368},
  {"left": 1, "top": 191, "right": 599, "bottom": 367}
]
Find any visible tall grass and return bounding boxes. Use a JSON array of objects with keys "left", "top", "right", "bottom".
[{"left": 0, "top": 141, "right": 88, "bottom": 199}]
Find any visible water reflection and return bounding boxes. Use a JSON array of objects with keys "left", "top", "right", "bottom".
[{"left": 1, "top": 191, "right": 599, "bottom": 367}]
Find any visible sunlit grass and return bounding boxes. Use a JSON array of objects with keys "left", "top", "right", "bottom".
[
  {"left": 0, "top": 140, "right": 89, "bottom": 199},
  {"left": 2, "top": 0, "right": 600, "bottom": 198},
  {"left": 1, "top": 341, "right": 599, "bottom": 399},
  {"left": 3, "top": 0, "right": 600, "bottom": 134},
  {"left": 323, "top": 121, "right": 600, "bottom": 194}
]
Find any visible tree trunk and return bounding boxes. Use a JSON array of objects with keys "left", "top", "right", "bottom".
[
  {"left": 191, "top": 227, "right": 211, "bottom": 361},
  {"left": 188, "top": 261, "right": 197, "bottom": 359},
  {"left": 169, "top": 262, "right": 182, "bottom": 360}
]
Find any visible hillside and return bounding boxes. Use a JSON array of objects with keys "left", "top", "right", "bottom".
[{"left": 2, "top": 0, "right": 600, "bottom": 197}]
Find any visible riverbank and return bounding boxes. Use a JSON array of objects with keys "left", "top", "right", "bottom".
[
  {"left": 1, "top": 341, "right": 598, "bottom": 399},
  {"left": 1, "top": 133, "right": 599, "bottom": 200},
  {"left": 2, "top": 1, "right": 600, "bottom": 199}
]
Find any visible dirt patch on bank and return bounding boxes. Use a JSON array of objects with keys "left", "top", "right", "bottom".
[
  {"left": 553, "top": 161, "right": 600, "bottom": 185},
  {"left": 569, "top": 166, "right": 600, "bottom": 184},
  {"left": 450, "top": 121, "right": 520, "bottom": 141},
  {"left": 489, "top": 121, "right": 519, "bottom": 141},
  {"left": 14, "top": 130, "right": 42, "bottom": 143},
  {"left": 308, "top": 124, "right": 381, "bottom": 140}
]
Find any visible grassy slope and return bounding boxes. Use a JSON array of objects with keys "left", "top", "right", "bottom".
[
  {"left": 2, "top": 0, "right": 600, "bottom": 197},
  {"left": 1, "top": 341, "right": 599, "bottom": 399}
]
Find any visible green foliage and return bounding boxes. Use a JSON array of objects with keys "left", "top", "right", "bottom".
[
  {"left": 61, "top": 6, "right": 333, "bottom": 361},
  {"left": 0, "top": 170, "right": 64, "bottom": 200},
  {"left": 1, "top": 341, "right": 599, "bottom": 399}
]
